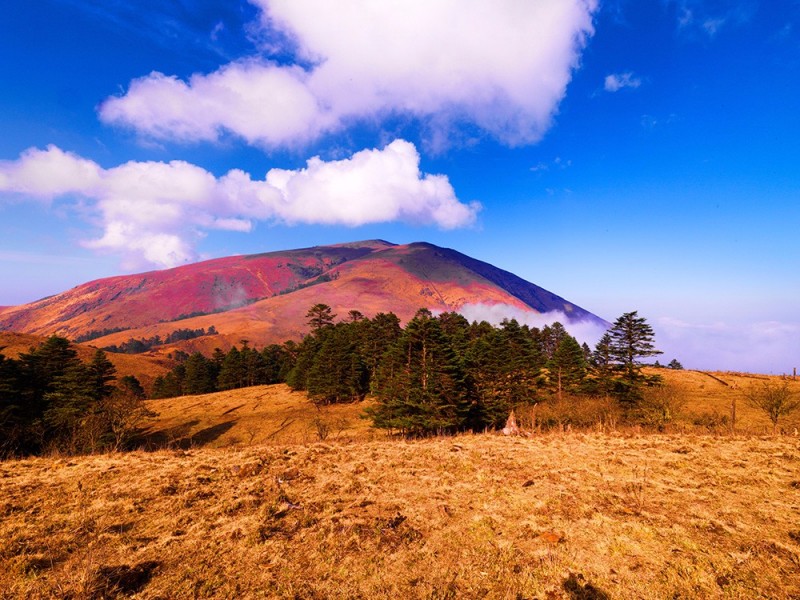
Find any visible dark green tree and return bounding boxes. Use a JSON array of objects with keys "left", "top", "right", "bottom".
[
  {"left": 369, "top": 309, "right": 468, "bottom": 435},
  {"left": 118, "top": 375, "right": 146, "bottom": 399},
  {"left": 306, "top": 303, "right": 336, "bottom": 331},
  {"left": 217, "top": 347, "right": 245, "bottom": 391},
  {"left": 184, "top": 352, "right": 217, "bottom": 395},
  {"left": 547, "top": 334, "right": 587, "bottom": 397},
  {"left": 42, "top": 360, "right": 96, "bottom": 452},
  {"left": 0, "top": 351, "right": 23, "bottom": 455},
  {"left": 360, "top": 312, "right": 402, "bottom": 382},
  {"left": 607, "top": 311, "right": 662, "bottom": 402},
  {"left": 87, "top": 349, "right": 117, "bottom": 401},
  {"left": 306, "top": 323, "right": 368, "bottom": 404}
]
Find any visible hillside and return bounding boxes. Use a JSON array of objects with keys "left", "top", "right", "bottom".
[
  {"left": 2, "top": 432, "right": 799, "bottom": 599},
  {"left": 135, "top": 371, "right": 800, "bottom": 451},
  {"left": 0, "top": 240, "right": 607, "bottom": 352},
  {"left": 0, "top": 331, "right": 172, "bottom": 390}
]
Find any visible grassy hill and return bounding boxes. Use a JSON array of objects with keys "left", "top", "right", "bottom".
[{"left": 132, "top": 371, "right": 800, "bottom": 451}]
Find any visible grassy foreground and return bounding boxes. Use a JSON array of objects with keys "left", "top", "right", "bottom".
[{"left": 2, "top": 431, "right": 799, "bottom": 599}]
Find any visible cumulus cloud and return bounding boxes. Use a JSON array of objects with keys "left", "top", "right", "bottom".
[
  {"left": 457, "top": 302, "right": 608, "bottom": 347},
  {"left": 604, "top": 72, "right": 642, "bottom": 92},
  {"left": 100, "top": 0, "right": 598, "bottom": 149},
  {"left": 656, "top": 317, "right": 800, "bottom": 374},
  {"left": 0, "top": 140, "right": 478, "bottom": 269}
]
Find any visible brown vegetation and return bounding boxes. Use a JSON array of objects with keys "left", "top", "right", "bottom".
[
  {"left": 2, "top": 432, "right": 799, "bottom": 598},
  {"left": 3, "top": 371, "right": 800, "bottom": 597}
]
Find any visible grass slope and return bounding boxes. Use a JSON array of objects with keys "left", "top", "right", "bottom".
[
  {"left": 140, "top": 384, "right": 376, "bottom": 448},
  {"left": 2, "top": 433, "right": 799, "bottom": 598}
]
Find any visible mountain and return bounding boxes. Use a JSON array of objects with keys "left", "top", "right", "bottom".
[{"left": 0, "top": 240, "right": 607, "bottom": 352}]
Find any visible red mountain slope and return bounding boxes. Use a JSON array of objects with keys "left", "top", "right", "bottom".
[{"left": 0, "top": 240, "right": 607, "bottom": 351}]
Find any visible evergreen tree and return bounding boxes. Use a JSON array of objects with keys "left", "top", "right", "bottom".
[
  {"left": 18, "top": 335, "right": 81, "bottom": 422},
  {"left": 0, "top": 351, "right": 23, "bottom": 455},
  {"left": 541, "top": 322, "right": 568, "bottom": 359},
  {"left": 590, "top": 332, "right": 615, "bottom": 395},
  {"left": 184, "top": 352, "right": 217, "bottom": 395},
  {"left": 607, "top": 311, "right": 662, "bottom": 402},
  {"left": 217, "top": 347, "right": 245, "bottom": 391},
  {"left": 261, "top": 344, "right": 290, "bottom": 384},
  {"left": 306, "top": 303, "right": 336, "bottom": 331},
  {"left": 667, "top": 358, "right": 684, "bottom": 370},
  {"left": 87, "top": 349, "right": 117, "bottom": 401},
  {"left": 42, "top": 360, "right": 96, "bottom": 452},
  {"left": 547, "top": 334, "right": 587, "bottom": 397},
  {"left": 360, "top": 312, "right": 402, "bottom": 382},
  {"left": 306, "top": 323, "right": 368, "bottom": 404},
  {"left": 286, "top": 335, "right": 322, "bottom": 391},
  {"left": 369, "top": 309, "right": 468, "bottom": 435},
  {"left": 118, "top": 375, "right": 146, "bottom": 399}
]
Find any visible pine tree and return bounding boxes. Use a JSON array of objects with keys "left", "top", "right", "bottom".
[
  {"left": 306, "top": 323, "right": 368, "bottom": 404},
  {"left": 87, "top": 349, "right": 117, "bottom": 401},
  {"left": 547, "top": 334, "right": 587, "bottom": 397},
  {"left": 306, "top": 303, "right": 336, "bottom": 331},
  {"left": 369, "top": 309, "right": 468, "bottom": 435},
  {"left": 360, "top": 312, "right": 402, "bottom": 382},
  {"left": 541, "top": 322, "right": 568, "bottom": 359},
  {"left": 0, "top": 351, "right": 23, "bottom": 455},
  {"left": 43, "top": 360, "right": 96, "bottom": 452},
  {"left": 607, "top": 311, "right": 662, "bottom": 402},
  {"left": 217, "top": 347, "right": 245, "bottom": 390},
  {"left": 118, "top": 375, "right": 146, "bottom": 399},
  {"left": 184, "top": 352, "right": 217, "bottom": 395}
]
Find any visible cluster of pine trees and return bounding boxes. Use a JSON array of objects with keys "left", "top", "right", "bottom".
[
  {"left": 284, "top": 305, "right": 663, "bottom": 436},
  {"left": 150, "top": 305, "right": 665, "bottom": 436},
  {"left": 150, "top": 342, "right": 293, "bottom": 398},
  {"left": 0, "top": 337, "right": 150, "bottom": 456}
]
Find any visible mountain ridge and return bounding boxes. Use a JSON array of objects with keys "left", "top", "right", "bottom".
[{"left": 0, "top": 240, "right": 607, "bottom": 352}]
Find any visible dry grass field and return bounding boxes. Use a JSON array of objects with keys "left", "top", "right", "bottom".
[
  {"left": 2, "top": 372, "right": 800, "bottom": 599},
  {"left": 138, "top": 384, "right": 377, "bottom": 449},
  {"left": 2, "top": 433, "right": 799, "bottom": 599}
]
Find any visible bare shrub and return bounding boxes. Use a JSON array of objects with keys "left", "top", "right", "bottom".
[
  {"left": 745, "top": 380, "right": 800, "bottom": 433},
  {"left": 635, "top": 385, "right": 686, "bottom": 430},
  {"left": 518, "top": 395, "right": 622, "bottom": 432}
]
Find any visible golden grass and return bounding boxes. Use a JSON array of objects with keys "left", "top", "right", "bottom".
[
  {"left": 652, "top": 368, "right": 800, "bottom": 433},
  {"left": 2, "top": 432, "right": 799, "bottom": 598},
  {"left": 141, "top": 384, "right": 377, "bottom": 448}
]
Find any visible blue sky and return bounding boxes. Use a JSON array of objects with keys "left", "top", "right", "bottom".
[{"left": 1, "top": 0, "right": 798, "bottom": 372}]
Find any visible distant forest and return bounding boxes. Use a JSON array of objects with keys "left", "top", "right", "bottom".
[{"left": 102, "top": 326, "right": 217, "bottom": 354}]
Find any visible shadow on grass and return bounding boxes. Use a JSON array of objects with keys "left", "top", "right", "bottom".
[
  {"left": 563, "top": 572, "right": 611, "bottom": 600},
  {"left": 136, "top": 419, "right": 237, "bottom": 450}
]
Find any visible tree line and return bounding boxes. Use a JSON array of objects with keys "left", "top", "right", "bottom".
[
  {"left": 0, "top": 337, "right": 151, "bottom": 456},
  {"left": 283, "top": 305, "right": 666, "bottom": 435},
  {"left": 147, "top": 305, "right": 667, "bottom": 436},
  {"left": 102, "top": 326, "right": 217, "bottom": 354},
  {"left": 0, "top": 304, "right": 672, "bottom": 454}
]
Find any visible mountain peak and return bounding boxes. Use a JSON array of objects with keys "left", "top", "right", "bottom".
[{"left": 0, "top": 240, "right": 607, "bottom": 352}]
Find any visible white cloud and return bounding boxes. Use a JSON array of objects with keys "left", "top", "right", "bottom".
[
  {"left": 604, "top": 72, "right": 642, "bottom": 92},
  {"left": 656, "top": 317, "right": 800, "bottom": 374},
  {"left": 100, "top": 0, "right": 599, "bottom": 149},
  {"left": 0, "top": 140, "right": 478, "bottom": 269},
  {"left": 457, "top": 302, "right": 608, "bottom": 346}
]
